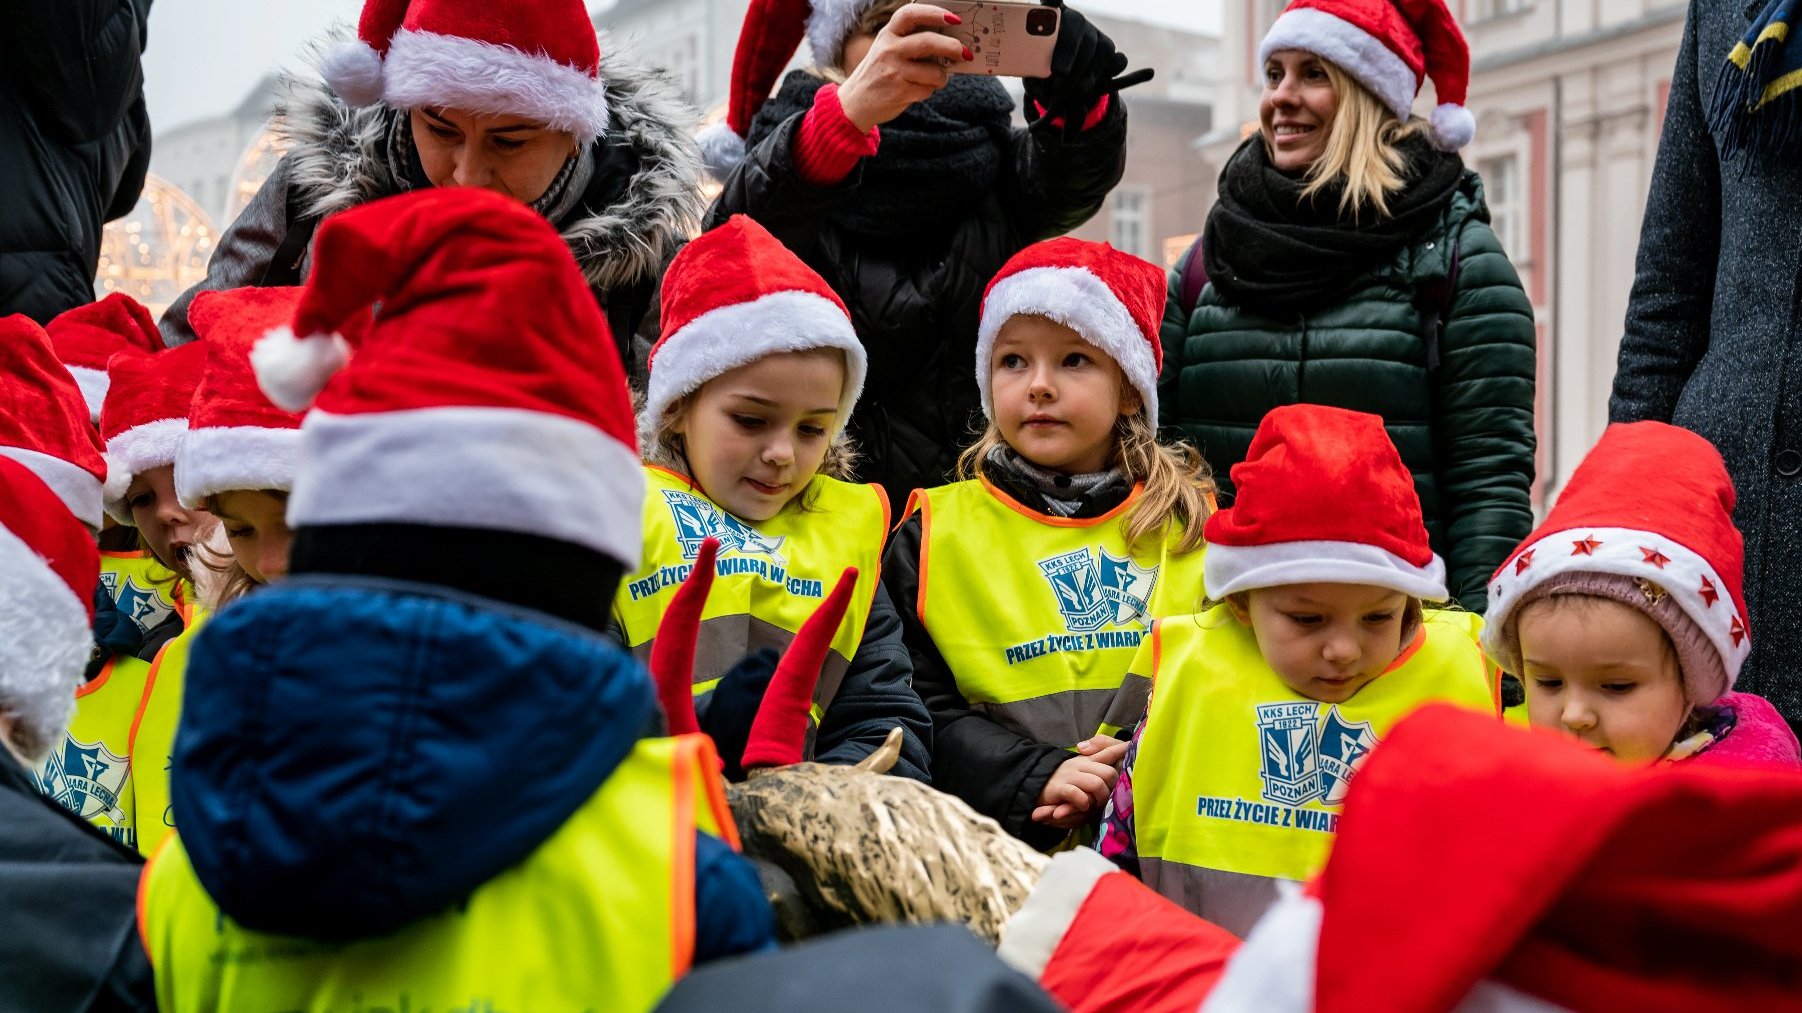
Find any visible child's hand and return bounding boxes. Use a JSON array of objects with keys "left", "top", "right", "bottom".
[{"left": 1031, "top": 736, "right": 1130, "bottom": 828}]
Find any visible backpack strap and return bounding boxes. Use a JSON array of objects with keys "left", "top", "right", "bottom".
[{"left": 1179, "top": 235, "right": 1210, "bottom": 316}]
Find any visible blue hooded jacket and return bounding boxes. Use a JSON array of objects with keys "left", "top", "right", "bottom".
[{"left": 171, "top": 575, "right": 773, "bottom": 961}]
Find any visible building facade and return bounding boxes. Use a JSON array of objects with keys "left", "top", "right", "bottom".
[
  {"left": 148, "top": 74, "right": 282, "bottom": 229},
  {"left": 1211, "top": 0, "right": 1684, "bottom": 507}
]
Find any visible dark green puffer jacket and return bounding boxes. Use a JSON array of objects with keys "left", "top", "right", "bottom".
[{"left": 1160, "top": 170, "right": 1536, "bottom": 612}]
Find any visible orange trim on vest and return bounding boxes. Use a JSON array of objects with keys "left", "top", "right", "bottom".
[
  {"left": 669, "top": 738, "right": 698, "bottom": 980},
  {"left": 128, "top": 638, "right": 175, "bottom": 756},
  {"left": 977, "top": 475, "right": 1146, "bottom": 528},
  {"left": 1381, "top": 625, "right": 1428, "bottom": 675},
  {"left": 76, "top": 657, "right": 118, "bottom": 700},
  {"left": 136, "top": 833, "right": 176, "bottom": 968},
  {"left": 698, "top": 761, "right": 741, "bottom": 852},
  {"left": 911, "top": 489, "right": 934, "bottom": 626},
  {"left": 100, "top": 550, "right": 151, "bottom": 560}
]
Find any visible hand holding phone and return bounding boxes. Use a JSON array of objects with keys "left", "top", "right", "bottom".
[{"left": 836, "top": 3, "right": 972, "bottom": 132}]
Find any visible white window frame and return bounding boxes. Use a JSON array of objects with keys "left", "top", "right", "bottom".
[{"left": 1110, "top": 186, "right": 1153, "bottom": 262}]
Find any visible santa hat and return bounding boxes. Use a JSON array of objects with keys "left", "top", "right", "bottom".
[
  {"left": 252, "top": 187, "right": 642, "bottom": 569},
  {"left": 0, "top": 315, "right": 110, "bottom": 530},
  {"left": 1204, "top": 405, "right": 1446, "bottom": 601},
  {"left": 0, "top": 456, "right": 101, "bottom": 764},
  {"left": 1259, "top": 0, "right": 1475, "bottom": 150},
  {"left": 174, "top": 289, "right": 308, "bottom": 511},
  {"left": 1484, "top": 422, "right": 1749, "bottom": 707},
  {"left": 321, "top": 0, "right": 610, "bottom": 142},
  {"left": 46, "top": 294, "right": 166, "bottom": 423},
  {"left": 976, "top": 238, "right": 1166, "bottom": 423},
  {"left": 641, "top": 214, "right": 865, "bottom": 445},
  {"left": 1202, "top": 704, "right": 1802, "bottom": 1013},
  {"left": 698, "top": 0, "right": 881, "bottom": 178},
  {"left": 99, "top": 341, "right": 208, "bottom": 525}
]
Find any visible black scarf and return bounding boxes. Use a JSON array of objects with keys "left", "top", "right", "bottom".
[
  {"left": 1201, "top": 133, "right": 1465, "bottom": 313},
  {"left": 749, "top": 70, "right": 1014, "bottom": 242}
]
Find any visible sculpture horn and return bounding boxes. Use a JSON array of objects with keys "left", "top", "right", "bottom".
[
  {"left": 648, "top": 537, "right": 718, "bottom": 738},
  {"left": 741, "top": 567, "right": 858, "bottom": 770}
]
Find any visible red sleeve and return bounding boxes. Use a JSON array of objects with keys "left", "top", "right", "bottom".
[
  {"left": 1029, "top": 93, "right": 1113, "bottom": 133},
  {"left": 793, "top": 83, "right": 881, "bottom": 187}
]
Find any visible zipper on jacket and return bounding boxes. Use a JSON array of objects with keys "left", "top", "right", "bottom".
[{"left": 1296, "top": 313, "right": 1309, "bottom": 400}]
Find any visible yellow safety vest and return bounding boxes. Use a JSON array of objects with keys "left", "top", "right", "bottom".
[
  {"left": 1131, "top": 606, "right": 1500, "bottom": 936},
  {"left": 614, "top": 465, "right": 888, "bottom": 724},
  {"left": 141, "top": 734, "right": 737, "bottom": 1013},
  {"left": 913, "top": 477, "right": 1208, "bottom": 747},
  {"left": 130, "top": 610, "right": 207, "bottom": 858},
  {"left": 33, "top": 654, "right": 153, "bottom": 850},
  {"left": 99, "top": 550, "right": 191, "bottom": 635}
]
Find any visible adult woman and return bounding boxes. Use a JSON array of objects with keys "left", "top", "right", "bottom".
[
  {"left": 703, "top": 0, "right": 1145, "bottom": 498},
  {"left": 1161, "top": 0, "right": 1536, "bottom": 612},
  {"left": 159, "top": 0, "right": 701, "bottom": 370},
  {"left": 1610, "top": 0, "right": 1802, "bottom": 727}
]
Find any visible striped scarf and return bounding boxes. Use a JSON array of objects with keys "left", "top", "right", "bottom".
[{"left": 1707, "top": 0, "right": 1802, "bottom": 159}]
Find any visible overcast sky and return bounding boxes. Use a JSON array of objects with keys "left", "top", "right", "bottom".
[{"left": 141, "top": 0, "right": 1221, "bottom": 133}]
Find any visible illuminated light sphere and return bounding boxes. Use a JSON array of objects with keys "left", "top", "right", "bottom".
[{"left": 94, "top": 174, "right": 216, "bottom": 318}]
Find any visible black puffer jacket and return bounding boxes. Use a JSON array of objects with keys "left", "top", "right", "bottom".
[
  {"left": 1162, "top": 168, "right": 1537, "bottom": 610},
  {"left": 707, "top": 74, "right": 1128, "bottom": 498},
  {"left": 0, "top": 0, "right": 152, "bottom": 323}
]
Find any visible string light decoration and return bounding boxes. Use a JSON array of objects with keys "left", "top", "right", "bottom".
[{"left": 93, "top": 174, "right": 216, "bottom": 317}]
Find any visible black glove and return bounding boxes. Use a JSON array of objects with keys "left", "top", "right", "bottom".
[
  {"left": 698, "top": 647, "right": 781, "bottom": 782},
  {"left": 1021, "top": 1, "right": 1155, "bottom": 137}
]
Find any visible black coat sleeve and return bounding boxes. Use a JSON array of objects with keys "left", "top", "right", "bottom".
[
  {"left": 2, "top": 0, "right": 149, "bottom": 144},
  {"left": 703, "top": 109, "right": 865, "bottom": 259},
  {"left": 812, "top": 585, "right": 934, "bottom": 782},
  {"left": 997, "top": 97, "right": 1129, "bottom": 244},
  {"left": 1609, "top": 0, "right": 1720, "bottom": 424},
  {"left": 883, "top": 514, "right": 1071, "bottom": 850}
]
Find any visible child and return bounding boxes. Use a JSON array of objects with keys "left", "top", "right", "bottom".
[
  {"left": 0, "top": 315, "right": 159, "bottom": 847},
  {"left": 1096, "top": 404, "right": 1499, "bottom": 936},
  {"left": 1483, "top": 421, "right": 1800, "bottom": 768},
  {"left": 885, "top": 238, "right": 1213, "bottom": 850},
  {"left": 175, "top": 287, "right": 308, "bottom": 602},
  {"left": 139, "top": 188, "right": 774, "bottom": 1012},
  {"left": 617, "top": 214, "right": 931, "bottom": 781},
  {"left": 98, "top": 339, "right": 212, "bottom": 855}
]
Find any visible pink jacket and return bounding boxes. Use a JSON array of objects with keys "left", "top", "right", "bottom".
[{"left": 1686, "top": 692, "right": 1801, "bottom": 770}]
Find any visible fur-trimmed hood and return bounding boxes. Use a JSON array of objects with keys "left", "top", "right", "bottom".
[{"left": 274, "top": 32, "right": 704, "bottom": 293}]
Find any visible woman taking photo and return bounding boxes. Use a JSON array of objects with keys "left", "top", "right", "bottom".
[
  {"left": 702, "top": 0, "right": 1147, "bottom": 498},
  {"left": 1161, "top": 0, "right": 1536, "bottom": 612},
  {"left": 159, "top": 0, "right": 702, "bottom": 369}
]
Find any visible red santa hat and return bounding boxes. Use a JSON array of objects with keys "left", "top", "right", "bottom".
[
  {"left": 174, "top": 288, "right": 308, "bottom": 510},
  {"left": 252, "top": 187, "right": 643, "bottom": 569},
  {"left": 642, "top": 214, "right": 865, "bottom": 444},
  {"left": 1484, "top": 422, "right": 1749, "bottom": 707},
  {"left": 698, "top": 0, "right": 883, "bottom": 177},
  {"left": 1204, "top": 404, "right": 1446, "bottom": 601},
  {"left": 0, "top": 315, "right": 110, "bottom": 530},
  {"left": 1259, "top": 0, "right": 1475, "bottom": 150},
  {"left": 1201, "top": 704, "right": 1802, "bottom": 1013},
  {"left": 0, "top": 456, "right": 101, "bottom": 763},
  {"left": 46, "top": 294, "right": 166, "bottom": 423},
  {"left": 321, "top": 0, "right": 610, "bottom": 142},
  {"left": 976, "top": 238, "right": 1166, "bottom": 424},
  {"left": 98, "top": 341, "right": 208, "bottom": 525}
]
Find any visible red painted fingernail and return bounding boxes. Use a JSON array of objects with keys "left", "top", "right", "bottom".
[
  {"left": 945, "top": 12, "right": 962, "bottom": 23},
  {"left": 963, "top": 46, "right": 974, "bottom": 60}
]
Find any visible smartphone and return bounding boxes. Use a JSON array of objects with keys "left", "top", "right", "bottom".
[{"left": 931, "top": 1, "right": 1061, "bottom": 78}]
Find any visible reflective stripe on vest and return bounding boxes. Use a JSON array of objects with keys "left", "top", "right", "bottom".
[
  {"left": 100, "top": 551, "right": 191, "bottom": 632},
  {"left": 129, "top": 610, "right": 208, "bottom": 858},
  {"left": 141, "top": 733, "right": 736, "bottom": 1013},
  {"left": 1132, "top": 606, "right": 1500, "bottom": 936},
  {"left": 614, "top": 465, "right": 888, "bottom": 723},
  {"left": 914, "top": 477, "right": 1207, "bottom": 748},
  {"left": 33, "top": 654, "right": 153, "bottom": 849}
]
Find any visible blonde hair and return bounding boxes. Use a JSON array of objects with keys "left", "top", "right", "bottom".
[
  {"left": 639, "top": 389, "right": 860, "bottom": 513},
  {"left": 957, "top": 410, "right": 1214, "bottom": 556},
  {"left": 1293, "top": 62, "right": 1429, "bottom": 220}
]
